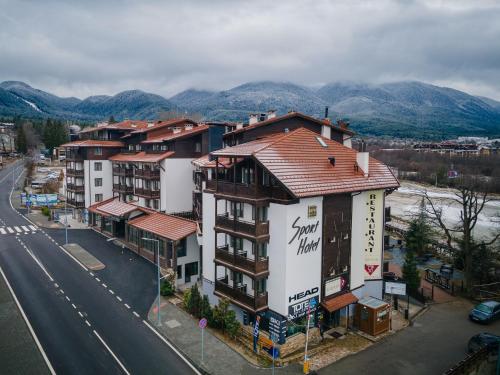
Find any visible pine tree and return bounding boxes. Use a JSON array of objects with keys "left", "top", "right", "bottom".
[
  {"left": 16, "top": 123, "right": 28, "bottom": 154},
  {"left": 405, "top": 198, "right": 432, "bottom": 256},
  {"left": 108, "top": 115, "right": 117, "bottom": 124},
  {"left": 402, "top": 249, "right": 420, "bottom": 293}
]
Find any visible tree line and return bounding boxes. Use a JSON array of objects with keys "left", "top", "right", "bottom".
[{"left": 14, "top": 116, "right": 69, "bottom": 155}]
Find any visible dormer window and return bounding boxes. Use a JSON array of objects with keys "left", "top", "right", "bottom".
[
  {"left": 172, "top": 127, "right": 182, "bottom": 134},
  {"left": 185, "top": 124, "right": 193, "bottom": 130}
]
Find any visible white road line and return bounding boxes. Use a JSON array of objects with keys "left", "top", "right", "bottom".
[
  {"left": 29, "top": 225, "right": 37, "bottom": 231},
  {"left": 109, "top": 289, "right": 114, "bottom": 295},
  {"left": 14, "top": 226, "right": 22, "bottom": 233},
  {"left": 95, "top": 277, "right": 101, "bottom": 282},
  {"left": 89, "top": 272, "right": 94, "bottom": 276},
  {"left": 7, "top": 227, "right": 14, "bottom": 233},
  {"left": 59, "top": 289, "right": 64, "bottom": 294},
  {"left": 21, "top": 225, "right": 29, "bottom": 232},
  {"left": 0, "top": 266, "right": 56, "bottom": 375},
  {"left": 93, "top": 330, "right": 131, "bottom": 375},
  {"left": 102, "top": 283, "right": 107, "bottom": 288},
  {"left": 143, "top": 320, "right": 201, "bottom": 375},
  {"left": 124, "top": 303, "right": 130, "bottom": 309},
  {"left": 54, "top": 283, "right": 59, "bottom": 288},
  {"left": 71, "top": 303, "right": 76, "bottom": 309},
  {"left": 78, "top": 311, "right": 84, "bottom": 318},
  {"left": 19, "top": 245, "right": 54, "bottom": 282},
  {"left": 116, "top": 296, "right": 122, "bottom": 302},
  {"left": 133, "top": 311, "right": 140, "bottom": 318},
  {"left": 0, "top": 228, "right": 6, "bottom": 234},
  {"left": 57, "top": 245, "right": 88, "bottom": 272},
  {"left": 85, "top": 320, "right": 91, "bottom": 327},
  {"left": 65, "top": 296, "right": 70, "bottom": 302}
]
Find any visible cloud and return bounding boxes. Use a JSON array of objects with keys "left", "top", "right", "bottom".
[{"left": 0, "top": 0, "right": 499, "bottom": 99}]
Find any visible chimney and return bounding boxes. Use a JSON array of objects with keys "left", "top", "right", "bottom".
[
  {"left": 328, "top": 156, "right": 335, "bottom": 166},
  {"left": 338, "top": 119, "right": 350, "bottom": 130},
  {"left": 356, "top": 151, "right": 369, "bottom": 177},
  {"left": 249, "top": 114, "right": 258, "bottom": 125},
  {"left": 267, "top": 110, "right": 277, "bottom": 120},
  {"left": 324, "top": 106, "right": 329, "bottom": 119},
  {"left": 236, "top": 122, "right": 244, "bottom": 130},
  {"left": 259, "top": 113, "right": 266, "bottom": 122}
]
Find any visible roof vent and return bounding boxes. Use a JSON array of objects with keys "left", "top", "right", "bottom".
[
  {"left": 316, "top": 137, "right": 327, "bottom": 148},
  {"left": 284, "top": 128, "right": 289, "bottom": 133},
  {"left": 328, "top": 156, "right": 335, "bottom": 166},
  {"left": 147, "top": 122, "right": 155, "bottom": 128}
]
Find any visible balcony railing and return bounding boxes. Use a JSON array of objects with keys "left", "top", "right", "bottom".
[
  {"left": 113, "top": 184, "right": 134, "bottom": 194},
  {"left": 66, "top": 154, "right": 84, "bottom": 161},
  {"left": 66, "top": 199, "right": 85, "bottom": 208},
  {"left": 135, "top": 169, "right": 160, "bottom": 179},
  {"left": 215, "top": 278, "right": 268, "bottom": 312},
  {"left": 66, "top": 168, "right": 84, "bottom": 177},
  {"left": 112, "top": 167, "right": 134, "bottom": 177},
  {"left": 215, "top": 214, "right": 269, "bottom": 238},
  {"left": 67, "top": 183, "right": 84, "bottom": 192},
  {"left": 206, "top": 180, "right": 289, "bottom": 201},
  {"left": 215, "top": 246, "right": 269, "bottom": 275},
  {"left": 135, "top": 188, "right": 160, "bottom": 199}
]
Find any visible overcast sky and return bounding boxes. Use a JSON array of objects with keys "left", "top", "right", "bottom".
[{"left": 1, "top": 0, "right": 499, "bottom": 100}]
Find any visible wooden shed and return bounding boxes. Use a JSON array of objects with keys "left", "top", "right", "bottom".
[{"left": 354, "top": 296, "right": 390, "bottom": 336}]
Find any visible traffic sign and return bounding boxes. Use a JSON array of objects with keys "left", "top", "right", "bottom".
[
  {"left": 309, "top": 297, "right": 317, "bottom": 309},
  {"left": 199, "top": 318, "right": 207, "bottom": 329}
]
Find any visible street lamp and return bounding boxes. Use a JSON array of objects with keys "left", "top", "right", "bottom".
[{"left": 142, "top": 237, "right": 161, "bottom": 326}]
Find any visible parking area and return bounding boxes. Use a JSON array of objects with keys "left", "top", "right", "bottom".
[{"left": 321, "top": 298, "right": 500, "bottom": 375}]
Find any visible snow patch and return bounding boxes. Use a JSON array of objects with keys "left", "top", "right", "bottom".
[{"left": 20, "top": 98, "right": 42, "bottom": 112}]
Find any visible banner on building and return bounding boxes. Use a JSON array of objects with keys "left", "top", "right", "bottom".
[
  {"left": 363, "top": 190, "right": 383, "bottom": 280},
  {"left": 21, "top": 193, "right": 59, "bottom": 207}
]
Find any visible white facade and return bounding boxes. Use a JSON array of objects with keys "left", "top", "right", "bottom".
[
  {"left": 84, "top": 160, "right": 113, "bottom": 207},
  {"left": 161, "top": 158, "right": 195, "bottom": 213},
  {"left": 175, "top": 233, "right": 201, "bottom": 289}
]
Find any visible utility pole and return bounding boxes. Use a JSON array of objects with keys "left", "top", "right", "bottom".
[
  {"left": 65, "top": 198, "right": 68, "bottom": 245},
  {"left": 142, "top": 237, "right": 161, "bottom": 326}
]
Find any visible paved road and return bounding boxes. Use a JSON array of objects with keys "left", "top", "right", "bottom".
[
  {"left": 0, "top": 162, "right": 198, "bottom": 374},
  {"left": 321, "top": 299, "right": 500, "bottom": 375}
]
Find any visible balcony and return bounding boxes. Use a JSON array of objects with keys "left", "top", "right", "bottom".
[
  {"left": 66, "top": 154, "right": 83, "bottom": 161},
  {"left": 113, "top": 184, "right": 134, "bottom": 194},
  {"left": 215, "top": 246, "right": 269, "bottom": 276},
  {"left": 67, "top": 183, "right": 84, "bottom": 192},
  {"left": 112, "top": 167, "right": 134, "bottom": 177},
  {"left": 66, "top": 199, "right": 85, "bottom": 208},
  {"left": 66, "top": 168, "right": 84, "bottom": 177},
  {"left": 215, "top": 214, "right": 269, "bottom": 238},
  {"left": 206, "top": 180, "right": 289, "bottom": 201},
  {"left": 214, "top": 277, "right": 268, "bottom": 312},
  {"left": 135, "top": 169, "right": 160, "bottom": 179},
  {"left": 135, "top": 188, "right": 160, "bottom": 199}
]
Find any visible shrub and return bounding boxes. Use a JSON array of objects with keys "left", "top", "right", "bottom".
[
  {"left": 200, "top": 295, "right": 213, "bottom": 324},
  {"left": 211, "top": 298, "right": 240, "bottom": 337},
  {"left": 160, "top": 280, "right": 174, "bottom": 296},
  {"left": 183, "top": 288, "right": 191, "bottom": 310},
  {"left": 187, "top": 285, "right": 202, "bottom": 318},
  {"left": 41, "top": 206, "right": 50, "bottom": 217}
]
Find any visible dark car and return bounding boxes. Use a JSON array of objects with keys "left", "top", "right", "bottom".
[
  {"left": 469, "top": 301, "right": 500, "bottom": 323},
  {"left": 467, "top": 333, "right": 500, "bottom": 353}
]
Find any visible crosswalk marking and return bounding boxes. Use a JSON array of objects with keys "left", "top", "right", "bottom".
[
  {"left": 1, "top": 226, "right": 38, "bottom": 235},
  {"left": 0, "top": 228, "right": 5, "bottom": 234},
  {"left": 29, "top": 225, "right": 37, "bottom": 231},
  {"left": 14, "top": 226, "right": 22, "bottom": 233},
  {"left": 7, "top": 227, "right": 14, "bottom": 233},
  {"left": 21, "top": 226, "right": 29, "bottom": 232}
]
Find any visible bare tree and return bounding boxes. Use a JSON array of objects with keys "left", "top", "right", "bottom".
[{"left": 424, "top": 183, "right": 500, "bottom": 294}]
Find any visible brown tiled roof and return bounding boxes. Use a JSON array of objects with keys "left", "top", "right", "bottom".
[
  {"left": 61, "top": 140, "right": 124, "bottom": 148},
  {"left": 124, "top": 118, "right": 198, "bottom": 137},
  {"left": 128, "top": 213, "right": 197, "bottom": 241},
  {"left": 192, "top": 154, "right": 235, "bottom": 169},
  {"left": 226, "top": 112, "right": 354, "bottom": 136},
  {"left": 321, "top": 292, "right": 358, "bottom": 313},
  {"left": 212, "top": 128, "right": 399, "bottom": 197},
  {"left": 109, "top": 151, "right": 174, "bottom": 163},
  {"left": 141, "top": 124, "right": 209, "bottom": 144},
  {"left": 88, "top": 198, "right": 143, "bottom": 217},
  {"left": 79, "top": 120, "right": 149, "bottom": 134}
]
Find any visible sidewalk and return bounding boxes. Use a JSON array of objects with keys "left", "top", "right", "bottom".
[{"left": 147, "top": 297, "right": 303, "bottom": 375}]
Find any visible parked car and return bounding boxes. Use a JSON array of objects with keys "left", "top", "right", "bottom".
[
  {"left": 383, "top": 272, "right": 401, "bottom": 281},
  {"left": 469, "top": 301, "right": 500, "bottom": 323},
  {"left": 467, "top": 333, "right": 500, "bottom": 353}
]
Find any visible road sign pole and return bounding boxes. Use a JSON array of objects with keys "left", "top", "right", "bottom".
[
  {"left": 201, "top": 327, "right": 204, "bottom": 363},
  {"left": 272, "top": 336, "right": 275, "bottom": 375},
  {"left": 199, "top": 318, "right": 208, "bottom": 363}
]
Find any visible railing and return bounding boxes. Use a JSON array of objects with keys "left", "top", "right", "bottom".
[
  {"left": 113, "top": 184, "right": 134, "bottom": 194},
  {"left": 112, "top": 167, "right": 134, "bottom": 176},
  {"left": 215, "top": 278, "right": 268, "bottom": 311},
  {"left": 206, "top": 180, "right": 289, "bottom": 201},
  {"left": 67, "top": 183, "right": 84, "bottom": 192},
  {"left": 135, "top": 169, "right": 160, "bottom": 179},
  {"left": 66, "top": 169, "right": 84, "bottom": 176},
  {"left": 66, "top": 199, "right": 85, "bottom": 208},
  {"left": 65, "top": 154, "right": 83, "bottom": 161},
  {"left": 169, "top": 211, "right": 197, "bottom": 221},
  {"left": 215, "top": 246, "right": 269, "bottom": 275},
  {"left": 215, "top": 214, "right": 269, "bottom": 237},
  {"left": 135, "top": 188, "right": 160, "bottom": 198}
]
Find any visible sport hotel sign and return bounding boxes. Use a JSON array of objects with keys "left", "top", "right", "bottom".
[{"left": 364, "top": 190, "right": 383, "bottom": 280}]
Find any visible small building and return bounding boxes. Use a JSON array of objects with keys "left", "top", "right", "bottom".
[{"left": 354, "top": 296, "right": 390, "bottom": 336}]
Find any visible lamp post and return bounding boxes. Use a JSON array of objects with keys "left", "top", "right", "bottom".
[
  {"left": 64, "top": 197, "right": 68, "bottom": 245},
  {"left": 142, "top": 237, "right": 161, "bottom": 326}
]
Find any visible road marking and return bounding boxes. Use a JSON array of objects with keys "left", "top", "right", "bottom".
[
  {"left": 0, "top": 228, "right": 5, "bottom": 234},
  {"left": 133, "top": 311, "right": 140, "bottom": 318},
  {"left": 109, "top": 289, "right": 115, "bottom": 295},
  {"left": 21, "top": 226, "right": 29, "bottom": 232},
  {"left": 102, "top": 283, "right": 107, "bottom": 288},
  {"left": 0, "top": 266, "right": 56, "bottom": 375},
  {"left": 124, "top": 303, "right": 130, "bottom": 309},
  {"left": 95, "top": 277, "right": 101, "bottom": 282},
  {"left": 116, "top": 296, "right": 122, "bottom": 302},
  {"left": 54, "top": 283, "right": 59, "bottom": 288},
  {"left": 85, "top": 320, "right": 91, "bottom": 327},
  {"left": 59, "top": 289, "right": 64, "bottom": 294},
  {"left": 93, "top": 330, "right": 131, "bottom": 375},
  {"left": 7, "top": 227, "right": 14, "bottom": 233},
  {"left": 71, "top": 303, "right": 77, "bottom": 309},
  {"left": 29, "top": 225, "right": 37, "bottom": 231},
  {"left": 143, "top": 320, "right": 201, "bottom": 375},
  {"left": 78, "top": 311, "right": 84, "bottom": 318},
  {"left": 65, "top": 296, "right": 70, "bottom": 302},
  {"left": 14, "top": 226, "right": 22, "bottom": 233},
  {"left": 89, "top": 272, "right": 94, "bottom": 276},
  {"left": 57, "top": 245, "right": 88, "bottom": 272}
]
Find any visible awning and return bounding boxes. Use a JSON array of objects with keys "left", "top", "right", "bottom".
[{"left": 321, "top": 292, "right": 358, "bottom": 313}]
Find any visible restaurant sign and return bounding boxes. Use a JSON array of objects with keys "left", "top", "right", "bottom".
[{"left": 364, "top": 190, "right": 383, "bottom": 280}]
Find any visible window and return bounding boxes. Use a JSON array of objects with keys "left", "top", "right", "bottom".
[
  {"left": 145, "top": 199, "right": 151, "bottom": 208},
  {"left": 257, "top": 242, "right": 267, "bottom": 258},
  {"left": 308, "top": 205, "right": 317, "bottom": 218},
  {"left": 95, "top": 193, "right": 103, "bottom": 202},
  {"left": 176, "top": 239, "right": 187, "bottom": 258},
  {"left": 94, "top": 162, "right": 102, "bottom": 171},
  {"left": 195, "top": 142, "right": 201, "bottom": 153},
  {"left": 253, "top": 278, "right": 267, "bottom": 294},
  {"left": 94, "top": 147, "right": 102, "bottom": 155},
  {"left": 231, "top": 236, "right": 243, "bottom": 252},
  {"left": 185, "top": 262, "right": 198, "bottom": 282},
  {"left": 257, "top": 206, "right": 268, "bottom": 221},
  {"left": 153, "top": 199, "right": 159, "bottom": 210},
  {"left": 95, "top": 178, "right": 102, "bottom": 187},
  {"left": 161, "top": 144, "right": 168, "bottom": 151},
  {"left": 230, "top": 201, "right": 243, "bottom": 218},
  {"left": 177, "top": 265, "right": 182, "bottom": 279},
  {"left": 128, "top": 144, "right": 134, "bottom": 151}
]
